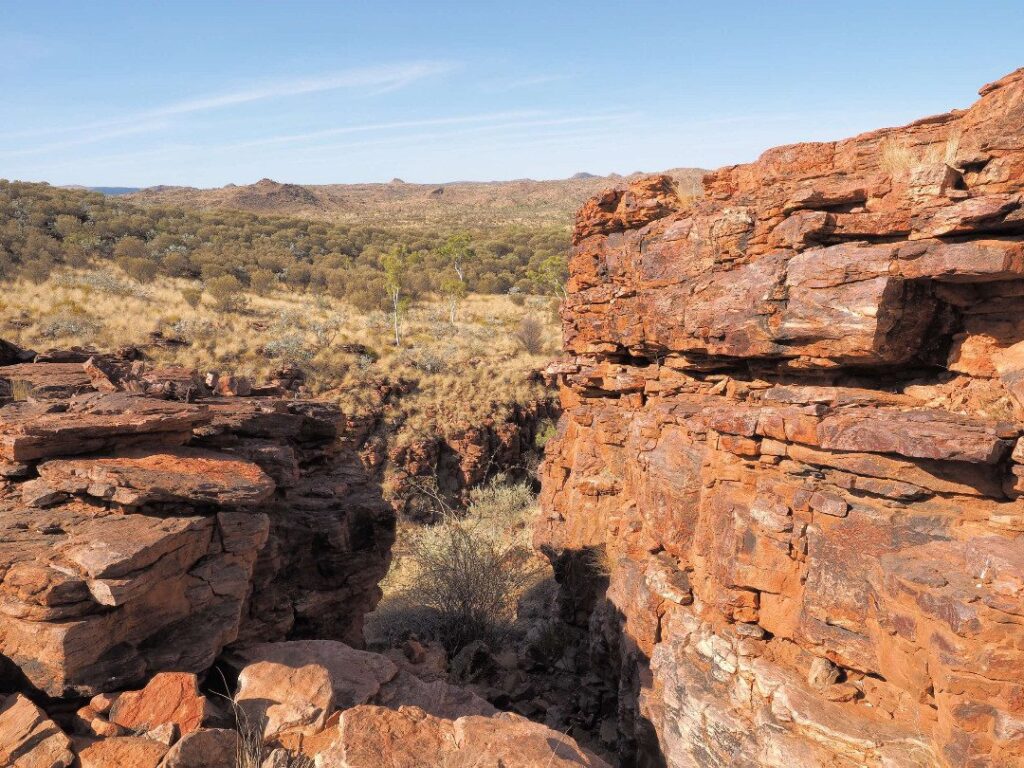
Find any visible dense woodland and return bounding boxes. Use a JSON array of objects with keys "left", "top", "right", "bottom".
[{"left": 0, "top": 180, "right": 570, "bottom": 308}]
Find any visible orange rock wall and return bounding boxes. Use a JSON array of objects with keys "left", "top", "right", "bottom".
[{"left": 539, "top": 69, "right": 1024, "bottom": 767}]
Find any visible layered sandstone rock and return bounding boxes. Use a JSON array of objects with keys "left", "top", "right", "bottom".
[
  {"left": 539, "top": 69, "right": 1024, "bottom": 767},
  {"left": 0, "top": 693, "right": 73, "bottom": 768},
  {"left": 229, "top": 639, "right": 497, "bottom": 751},
  {"left": 0, "top": 358, "right": 394, "bottom": 699}
]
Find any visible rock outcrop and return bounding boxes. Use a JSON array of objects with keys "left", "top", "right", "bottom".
[
  {"left": 0, "top": 352, "right": 605, "bottom": 765},
  {"left": 539, "top": 70, "right": 1024, "bottom": 767},
  {"left": 48, "top": 638, "right": 607, "bottom": 767},
  {"left": 0, "top": 355, "right": 394, "bottom": 699},
  {"left": 386, "top": 398, "right": 559, "bottom": 520}
]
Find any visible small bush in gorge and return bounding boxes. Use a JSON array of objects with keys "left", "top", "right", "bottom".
[
  {"left": 534, "top": 418, "right": 558, "bottom": 450},
  {"left": 396, "top": 478, "right": 539, "bottom": 654}
]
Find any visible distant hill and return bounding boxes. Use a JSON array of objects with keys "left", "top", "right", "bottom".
[
  {"left": 61, "top": 185, "right": 142, "bottom": 196},
  {"left": 89, "top": 186, "right": 141, "bottom": 196},
  {"left": 125, "top": 169, "right": 706, "bottom": 229}
]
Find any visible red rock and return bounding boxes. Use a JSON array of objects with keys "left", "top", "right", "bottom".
[
  {"left": 0, "top": 693, "right": 74, "bottom": 768},
  {"left": 0, "top": 369, "right": 393, "bottom": 698},
  {"left": 213, "top": 374, "right": 252, "bottom": 397},
  {"left": 158, "top": 728, "right": 238, "bottom": 768},
  {"left": 232, "top": 640, "right": 497, "bottom": 742},
  {"left": 0, "top": 362, "right": 94, "bottom": 401},
  {"left": 540, "top": 68, "right": 1024, "bottom": 767},
  {"left": 313, "top": 705, "right": 611, "bottom": 767},
  {"left": 37, "top": 447, "right": 275, "bottom": 507},
  {"left": 0, "top": 393, "right": 208, "bottom": 462},
  {"left": 108, "top": 672, "right": 209, "bottom": 735},
  {"left": 71, "top": 735, "right": 168, "bottom": 768}
]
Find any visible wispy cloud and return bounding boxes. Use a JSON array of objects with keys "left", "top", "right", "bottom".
[
  {"left": 143, "top": 62, "right": 455, "bottom": 119},
  {"left": 479, "top": 73, "right": 572, "bottom": 93},
  {"left": 280, "top": 111, "right": 635, "bottom": 157},
  {"left": 209, "top": 110, "right": 548, "bottom": 151},
  {"left": 0, "top": 61, "right": 457, "bottom": 141}
]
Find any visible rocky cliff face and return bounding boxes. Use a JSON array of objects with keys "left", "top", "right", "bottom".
[
  {"left": 0, "top": 355, "right": 394, "bottom": 699},
  {"left": 539, "top": 69, "right": 1024, "bottom": 767}
]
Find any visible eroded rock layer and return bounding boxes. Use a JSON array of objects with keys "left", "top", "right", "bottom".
[
  {"left": 539, "top": 69, "right": 1024, "bottom": 767},
  {"left": 0, "top": 359, "right": 394, "bottom": 698}
]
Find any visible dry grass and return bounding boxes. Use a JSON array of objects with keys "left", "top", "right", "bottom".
[
  {"left": 0, "top": 268, "right": 559, "bottom": 440},
  {"left": 878, "top": 131, "right": 962, "bottom": 177}
]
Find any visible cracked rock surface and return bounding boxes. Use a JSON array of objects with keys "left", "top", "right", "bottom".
[
  {"left": 539, "top": 68, "right": 1024, "bottom": 767},
  {"left": 0, "top": 359, "right": 394, "bottom": 699}
]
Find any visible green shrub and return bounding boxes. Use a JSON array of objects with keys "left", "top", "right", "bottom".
[
  {"left": 205, "top": 274, "right": 245, "bottom": 312},
  {"left": 394, "top": 479, "right": 538, "bottom": 653},
  {"left": 181, "top": 286, "right": 203, "bottom": 308}
]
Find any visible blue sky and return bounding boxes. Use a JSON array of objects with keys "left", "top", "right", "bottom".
[{"left": 2, "top": 1, "right": 1022, "bottom": 187}]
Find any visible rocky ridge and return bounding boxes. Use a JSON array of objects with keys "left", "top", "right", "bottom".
[
  {"left": 0, "top": 347, "right": 604, "bottom": 765},
  {"left": 0, "top": 351, "right": 395, "bottom": 702},
  {"left": 539, "top": 69, "right": 1024, "bottom": 767},
  {"left": 123, "top": 169, "right": 706, "bottom": 228}
]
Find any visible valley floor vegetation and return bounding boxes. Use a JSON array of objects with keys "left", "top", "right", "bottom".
[{"left": 365, "top": 476, "right": 548, "bottom": 654}]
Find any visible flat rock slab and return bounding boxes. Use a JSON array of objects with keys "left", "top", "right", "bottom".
[
  {"left": 108, "top": 672, "right": 208, "bottom": 736},
  {"left": 0, "top": 362, "right": 93, "bottom": 400},
  {"left": 38, "top": 447, "right": 275, "bottom": 507},
  {"left": 232, "top": 640, "right": 496, "bottom": 741},
  {"left": 236, "top": 640, "right": 399, "bottom": 707},
  {"left": 71, "top": 735, "right": 168, "bottom": 768},
  {"left": 317, "top": 705, "right": 612, "bottom": 767},
  {"left": 0, "top": 393, "right": 209, "bottom": 461},
  {"left": 158, "top": 728, "right": 238, "bottom": 768}
]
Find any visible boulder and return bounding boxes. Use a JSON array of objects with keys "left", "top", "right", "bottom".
[
  {"left": 0, "top": 359, "right": 394, "bottom": 699},
  {"left": 232, "top": 640, "right": 495, "bottom": 741},
  {"left": 37, "top": 447, "right": 276, "bottom": 507},
  {"left": 158, "top": 728, "right": 238, "bottom": 768},
  {"left": 108, "top": 672, "right": 209, "bottom": 736},
  {"left": 71, "top": 736, "right": 168, "bottom": 768},
  {"left": 0, "top": 694, "right": 74, "bottom": 768},
  {"left": 313, "top": 705, "right": 611, "bottom": 767}
]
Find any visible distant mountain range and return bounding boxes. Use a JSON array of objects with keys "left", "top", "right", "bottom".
[
  {"left": 60, "top": 185, "right": 141, "bottom": 196},
  {"left": 114, "top": 169, "right": 706, "bottom": 229}
]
